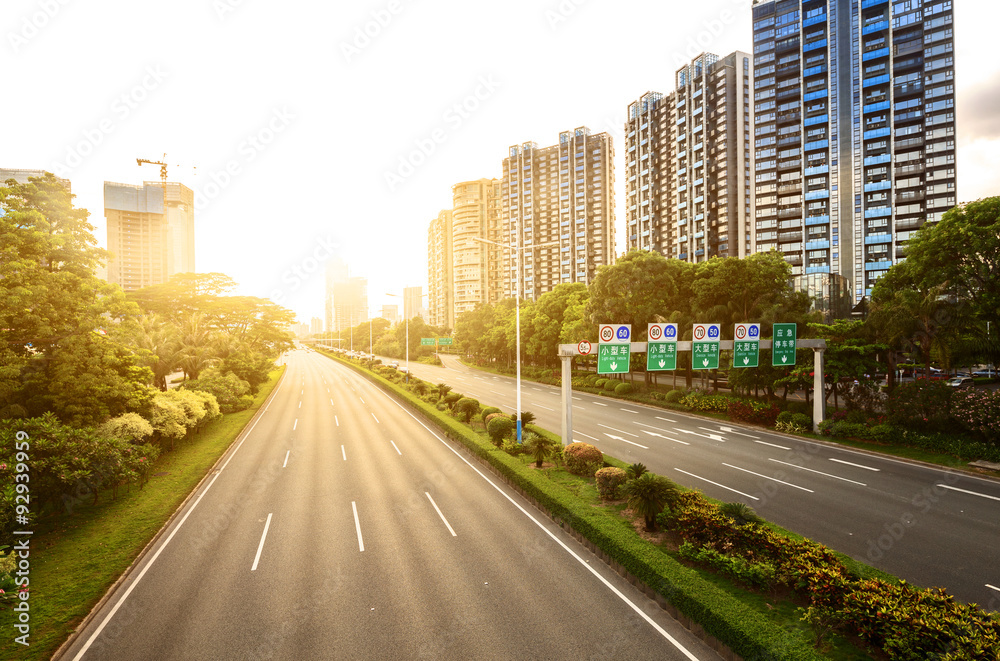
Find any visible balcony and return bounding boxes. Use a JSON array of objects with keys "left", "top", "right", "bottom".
[
  {"left": 778, "top": 183, "right": 802, "bottom": 194},
  {"left": 896, "top": 190, "right": 925, "bottom": 203},
  {"left": 777, "top": 208, "right": 802, "bottom": 219},
  {"left": 895, "top": 163, "right": 925, "bottom": 177},
  {"left": 862, "top": 20, "right": 889, "bottom": 35},
  {"left": 894, "top": 136, "right": 925, "bottom": 151},
  {"left": 777, "top": 159, "right": 802, "bottom": 171}
]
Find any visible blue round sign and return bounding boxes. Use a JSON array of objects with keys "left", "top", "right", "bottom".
[
  {"left": 665, "top": 325, "right": 676, "bottom": 338},
  {"left": 749, "top": 325, "right": 759, "bottom": 338},
  {"left": 616, "top": 326, "right": 630, "bottom": 341},
  {"left": 708, "top": 325, "right": 720, "bottom": 339}
]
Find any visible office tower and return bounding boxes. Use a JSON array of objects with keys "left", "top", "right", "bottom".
[
  {"left": 324, "top": 258, "right": 368, "bottom": 333},
  {"left": 501, "top": 127, "right": 615, "bottom": 301},
  {"left": 404, "top": 286, "right": 425, "bottom": 323},
  {"left": 751, "top": 0, "right": 956, "bottom": 304},
  {"left": 104, "top": 180, "right": 195, "bottom": 291},
  {"left": 625, "top": 52, "right": 754, "bottom": 261},
  {"left": 309, "top": 317, "right": 323, "bottom": 335},
  {"left": 0, "top": 168, "right": 71, "bottom": 191},
  {"left": 380, "top": 304, "right": 398, "bottom": 324},
  {"left": 452, "top": 178, "right": 502, "bottom": 319},
  {"left": 427, "top": 210, "right": 454, "bottom": 329}
]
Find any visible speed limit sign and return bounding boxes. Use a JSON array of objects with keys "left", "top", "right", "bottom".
[{"left": 577, "top": 340, "right": 592, "bottom": 355}]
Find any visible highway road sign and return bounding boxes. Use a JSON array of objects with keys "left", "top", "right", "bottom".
[
  {"left": 438, "top": 337, "right": 453, "bottom": 345},
  {"left": 772, "top": 323, "right": 797, "bottom": 366},
  {"left": 692, "top": 323, "right": 720, "bottom": 370},
  {"left": 599, "top": 324, "right": 631, "bottom": 344},
  {"left": 732, "top": 323, "right": 760, "bottom": 368},
  {"left": 597, "top": 342, "right": 630, "bottom": 374},
  {"left": 420, "top": 338, "right": 435, "bottom": 346},
  {"left": 577, "top": 340, "right": 592, "bottom": 355},
  {"left": 647, "top": 323, "right": 678, "bottom": 371}
]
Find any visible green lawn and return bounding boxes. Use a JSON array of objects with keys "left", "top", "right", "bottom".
[{"left": 0, "top": 368, "right": 284, "bottom": 661}]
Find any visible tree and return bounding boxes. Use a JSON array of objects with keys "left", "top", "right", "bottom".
[
  {"left": 522, "top": 283, "right": 589, "bottom": 367},
  {"left": 621, "top": 473, "right": 680, "bottom": 532},
  {"left": 523, "top": 432, "right": 557, "bottom": 468},
  {"left": 182, "top": 369, "right": 253, "bottom": 413}
]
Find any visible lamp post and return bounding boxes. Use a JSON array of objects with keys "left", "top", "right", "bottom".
[
  {"left": 385, "top": 291, "right": 412, "bottom": 383},
  {"left": 474, "top": 236, "right": 558, "bottom": 441}
]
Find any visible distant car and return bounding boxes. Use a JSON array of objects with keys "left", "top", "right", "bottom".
[
  {"left": 972, "top": 369, "right": 997, "bottom": 378},
  {"left": 388, "top": 362, "right": 399, "bottom": 369},
  {"left": 947, "top": 377, "right": 974, "bottom": 389}
]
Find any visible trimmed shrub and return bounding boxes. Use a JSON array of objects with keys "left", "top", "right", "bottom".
[
  {"left": 484, "top": 412, "right": 505, "bottom": 427},
  {"left": 776, "top": 411, "right": 795, "bottom": 425},
  {"left": 604, "top": 379, "right": 618, "bottom": 392},
  {"left": 679, "top": 542, "right": 777, "bottom": 591},
  {"left": 563, "top": 442, "right": 603, "bottom": 476},
  {"left": 950, "top": 389, "right": 1000, "bottom": 444},
  {"left": 650, "top": 391, "right": 665, "bottom": 401},
  {"left": 595, "top": 467, "right": 628, "bottom": 499},
  {"left": 443, "top": 392, "right": 464, "bottom": 409},
  {"left": 682, "top": 393, "right": 735, "bottom": 413},
  {"left": 830, "top": 421, "right": 869, "bottom": 440},
  {"left": 480, "top": 406, "right": 502, "bottom": 425},
  {"left": 786, "top": 401, "right": 811, "bottom": 416},
  {"left": 886, "top": 381, "right": 953, "bottom": 433},
  {"left": 487, "top": 416, "right": 514, "bottom": 447},
  {"left": 727, "top": 399, "right": 781, "bottom": 427},
  {"left": 614, "top": 382, "right": 633, "bottom": 396},
  {"left": 791, "top": 413, "right": 813, "bottom": 429},
  {"left": 501, "top": 439, "right": 526, "bottom": 456},
  {"left": 664, "top": 389, "right": 685, "bottom": 404},
  {"left": 594, "top": 378, "right": 608, "bottom": 389},
  {"left": 454, "top": 397, "right": 480, "bottom": 423}
]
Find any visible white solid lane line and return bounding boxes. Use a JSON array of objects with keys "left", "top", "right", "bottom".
[
  {"left": 604, "top": 433, "right": 649, "bottom": 449},
  {"left": 829, "top": 458, "right": 881, "bottom": 472},
  {"left": 251, "top": 513, "right": 273, "bottom": 571},
  {"left": 352, "top": 501, "right": 365, "bottom": 552},
  {"left": 597, "top": 423, "right": 640, "bottom": 438},
  {"left": 426, "top": 492, "right": 457, "bottom": 537},
  {"left": 768, "top": 459, "right": 867, "bottom": 487},
  {"left": 754, "top": 439, "right": 791, "bottom": 450},
  {"left": 372, "top": 412, "right": 380, "bottom": 424},
  {"left": 282, "top": 451, "right": 290, "bottom": 468},
  {"left": 675, "top": 468, "right": 760, "bottom": 501},
  {"left": 341, "top": 445, "right": 346, "bottom": 461},
  {"left": 722, "top": 463, "right": 814, "bottom": 493},
  {"left": 390, "top": 441, "right": 402, "bottom": 455},
  {"left": 936, "top": 484, "right": 1000, "bottom": 503}
]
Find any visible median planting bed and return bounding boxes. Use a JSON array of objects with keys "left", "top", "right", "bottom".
[{"left": 323, "top": 349, "right": 1000, "bottom": 659}]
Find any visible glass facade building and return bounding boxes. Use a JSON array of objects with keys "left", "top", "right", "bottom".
[{"left": 751, "top": 0, "right": 956, "bottom": 302}]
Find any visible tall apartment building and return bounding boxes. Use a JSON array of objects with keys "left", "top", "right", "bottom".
[
  {"left": 452, "top": 178, "right": 502, "bottom": 319},
  {"left": 104, "top": 181, "right": 195, "bottom": 291},
  {"left": 501, "top": 127, "right": 615, "bottom": 301},
  {"left": 427, "top": 210, "right": 454, "bottom": 329},
  {"left": 404, "top": 286, "right": 424, "bottom": 322},
  {"left": 324, "top": 258, "right": 368, "bottom": 333},
  {"left": 625, "top": 52, "right": 753, "bottom": 261},
  {"left": 380, "top": 304, "right": 398, "bottom": 324},
  {"left": 751, "top": 0, "right": 956, "bottom": 303},
  {"left": 0, "top": 168, "right": 71, "bottom": 191}
]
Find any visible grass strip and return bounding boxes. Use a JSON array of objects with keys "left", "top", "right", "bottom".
[{"left": 0, "top": 368, "right": 284, "bottom": 661}]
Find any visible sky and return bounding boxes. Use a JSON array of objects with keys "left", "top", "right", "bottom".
[{"left": 4, "top": 0, "right": 999, "bottom": 326}]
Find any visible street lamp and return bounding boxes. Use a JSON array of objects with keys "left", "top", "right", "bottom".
[
  {"left": 385, "top": 292, "right": 411, "bottom": 382},
  {"left": 474, "top": 236, "right": 558, "bottom": 442}
]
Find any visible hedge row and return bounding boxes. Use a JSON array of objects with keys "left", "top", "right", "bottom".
[{"left": 317, "top": 349, "right": 823, "bottom": 660}]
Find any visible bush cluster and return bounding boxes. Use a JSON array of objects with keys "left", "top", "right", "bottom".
[
  {"left": 614, "top": 382, "right": 633, "bottom": 396},
  {"left": 594, "top": 467, "right": 627, "bottom": 499},
  {"left": 726, "top": 399, "right": 781, "bottom": 427},
  {"left": 664, "top": 389, "right": 685, "bottom": 404},
  {"left": 681, "top": 392, "right": 733, "bottom": 413},
  {"left": 563, "top": 442, "right": 603, "bottom": 476}
]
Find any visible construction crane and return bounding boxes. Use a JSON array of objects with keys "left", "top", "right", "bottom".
[{"left": 137, "top": 154, "right": 196, "bottom": 209}]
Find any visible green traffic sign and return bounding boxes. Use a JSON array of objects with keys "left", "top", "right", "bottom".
[
  {"left": 692, "top": 323, "right": 720, "bottom": 370},
  {"left": 772, "top": 323, "right": 797, "bottom": 366},
  {"left": 420, "top": 338, "right": 435, "bottom": 346},
  {"left": 732, "top": 323, "right": 760, "bottom": 368},
  {"left": 437, "top": 337, "right": 453, "bottom": 345},
  {"left": 597, "top": 343, "right": 631, "bottom": 374},
  {"left": 646, "top": 342, "right": 677, "bottom": 371}
]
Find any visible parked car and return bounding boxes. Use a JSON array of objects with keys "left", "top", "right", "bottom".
[
  {"left": 947, "top": 377, "right": 974, "bottom": 389},
  {"left": 972, "top": 368, "right": 997, "bottom": 378}
]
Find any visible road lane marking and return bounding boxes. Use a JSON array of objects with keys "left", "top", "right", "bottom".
[
  {"left": 597, "top": 423, "right": 640, "bottom": 437},
  {"left": 293, "top": 419, "right": 298, "bottom": 430},
  {"left": 298, "top": 401, "right": 301, "bottom": 408},
  {"left": 675, "top": 468, "right": 759, "bottom": 501},
  {"left": 754, "top": 440, "right": 791, "bottom": 450},
  {"left": 251, "top": 513, "right": 273, "bottom": 571},
  {"left": 330, "top": 399, "right": 334, "bottom": 406},
  {"left": 372, "top": 412, "right": 380, "bottom": 424},
  {"left": 574, "top": 431, "right": 600, "bottom": 442},
  {"left": 384, "top": 397, "right": 701, "bottom": 659},
  {"left": 352, "top": 501, "right": 365, "bottom": 552},
  {"left": 341, "top": 445, "right": 346, "bottom": 461},
  {"left": 572, "top": 396, "right": 582, "bottom": 401},
  {"left": 604, "top": 433, "right": 649, "bottom": 449},
  {"left": 620, "top": 408, "right": 639, "bottom": 413},
  {"left": 719, "top": 426, "right": 758, "bottom": 439},
  {"left": 768, "top": 459, "right": 867, "bottom": 486},
  {"left": 829, "top": 458, "right": 881, "bottom": 472},
  {"left": 655, "top": 416, "right": 676, "bottom": 423},
  {"left": 593, "top": 401, "right": 607, "bottom": 406},
  {"left": 722, "top": 463, "right": 814, "bottom": 493},
  {"left": 390, "top": 441, "right": 402, "bottom": 455},
  {"left": 335, "top": 416, "right": 339, "bottom": 426},
  {"left": 987, "top": 584, "right": 1000, "bottom": 594},
  {"left": 531, "top": 387, "right": 543, "bottom": 391},
  {"left": 634, "top": 422, "right": 674, "bottom": 433},
  {"left": 533, "top": 404, "right": 555, "bottom": 411},
  {"left": 573, "top": 406, "right": 586, "bottom": 410},
  {"left": 360, "top": 397, "right": 365, "bottom": 404},
  {"left": 425, "top": 492, "right": 457, "bottom": 536},
  {"left": 641, "top": 430, "right": 689, "bottom": 445},
  {"left": 678, "top": 429, "right": 725, "bottom": 442},
  {"left": 282, "top": 451, "right": 290, "bottom": 468},
  {"left": 489, "top": 390, "right": 505, "bottom": 395},
  {"left": 936, "top": 484, "right": 1000, "bottom": 502}
]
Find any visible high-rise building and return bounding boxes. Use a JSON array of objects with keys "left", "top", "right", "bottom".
[
  {"left": 751, "top": 0, "right": 956, "bottom": 302},
  {"left": 324, "top": 258, "right": 367, "bottom": 333},
  {"left": 309, "top": 317, "right": 323, "bottom": 335},
  {"left": 427, "top": 210, "right": 454, "bottom": 329},
  {"left": 104, "top": 180, "right": 195, "bottom": 291},
  {"left": 452, "top": 178, "right": 502, "bottom": 318},
  {"left": 0, "top": 168, "right": 71, "bottom": 191},
  {"left": 404, "top": 286, "right": 424, "bottom": 323},
  {"left": 502, "top": 127, "right": 615, "bottom": 301},
  {"left": 380, "top": 304, "right": 398, "bottom": 324},
  {"left": 625, "top": 52, "right": 754, "bottom": 261}
]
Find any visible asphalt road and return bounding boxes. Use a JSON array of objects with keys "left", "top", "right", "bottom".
[
  {"left": 390, "top": 353, "right": 1000, "bottom": 612},
  {"left": 59, "top": 350, "right": 722, "bottom": 661}
]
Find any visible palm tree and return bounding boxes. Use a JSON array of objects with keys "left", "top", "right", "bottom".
[
  {"left": 621, "top": 473, "right": 680, "bottom": 532},
  {"left": 626, "top": 462, "right": 648, "bottom": 479},
  {"left": 177, "top": 313, "right": 217, "bottom": 381},
  {"left": 436, "top": 383, "right": 452, "bottom": 401},
  {"left": 523, "top": 433, "right": 557, "bottom": 468},
  {"left": 134, "top": 314, "right": 179, "bottom": 390}
]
